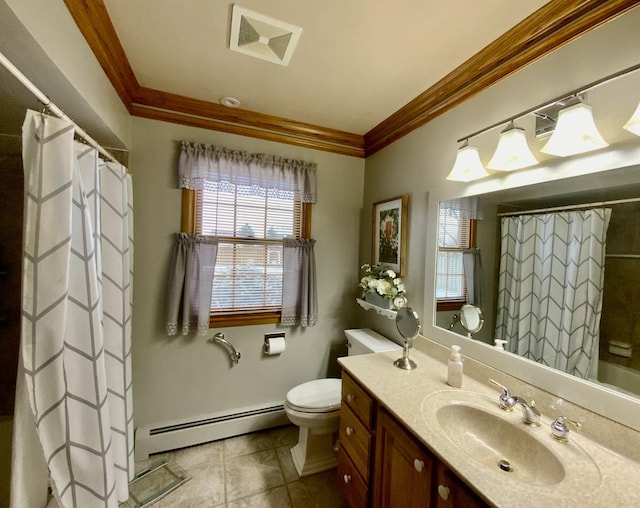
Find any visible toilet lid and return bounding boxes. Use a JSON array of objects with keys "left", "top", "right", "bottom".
[{"left": 286, "top": 378, "right": 342, "bottom": 413}]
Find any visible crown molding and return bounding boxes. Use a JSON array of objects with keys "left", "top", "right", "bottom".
[
  {"left": 64, "top": 0, "right": 640, "bottom": 159},
  {"left": 364, "top": 0, "right": 640, "bottom": 156},
  {"left": 131, "top": 103, "right": 365, "bottom": 158}
]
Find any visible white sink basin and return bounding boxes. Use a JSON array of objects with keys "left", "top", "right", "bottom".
[
  {"left": 422, "top": 390, "right": 601, "bottom": 488},
  {"left": 436, "top": 402, "right": 564, "bottom": 485}
]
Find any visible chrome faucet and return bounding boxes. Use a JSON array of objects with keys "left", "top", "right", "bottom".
[
  {"left": 512, "top": 397, "right": 541, "bottom": 426},
  {"left": 489, "top": 379, "right": 541, "bottom": 425},
  {"left": 550, "top": 415, "right": 582, "bottom": 442},
  {"left": 489, "top": 379, "right": 516, "bottom": 411}
]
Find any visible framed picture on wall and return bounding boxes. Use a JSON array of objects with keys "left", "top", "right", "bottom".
[{"left": 372, "top": 195, "right": 408, "bottom": 276}]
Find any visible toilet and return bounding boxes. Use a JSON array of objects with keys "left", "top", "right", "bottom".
[{"left": 284, "top": 328, "right": 401, "bottom": 477}]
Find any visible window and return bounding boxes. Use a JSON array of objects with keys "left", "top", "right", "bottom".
[
  {"left": 436, "top": 202, "right": 476, "bottom": 310},
  {"left": 182, "top": 182, "right": 310, "bottom": 327}
]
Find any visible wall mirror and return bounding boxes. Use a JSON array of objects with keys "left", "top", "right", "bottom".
[{"left": 424, "top": 147, "right": 640, "bottom": 431}]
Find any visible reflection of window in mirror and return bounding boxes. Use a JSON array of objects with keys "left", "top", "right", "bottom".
[{"left": 436, "top": 202, "right": 477, "bottom": 311}]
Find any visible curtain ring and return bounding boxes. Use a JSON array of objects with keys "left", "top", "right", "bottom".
[{"left": 40, "top": 101, "right": 52, "bottom": 117}]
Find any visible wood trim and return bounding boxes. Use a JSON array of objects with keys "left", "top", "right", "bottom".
[
  {"left": 64, "top": 0, "right": 640, "bottom": 158},
  {"left": 63, "top": 0, "right": 138, "bottom": 110},
  {"left": 364, "top": 0, "right": 640, "bottom": 156},
  {"left": 135, "top": 87, "right": 364, "bottom": 151},
  {"left": 436, "top": 300, "right": 466, "bottom": 312},
  {"left": 181, "top": 189, "right": 196, "bottom": 233},
  {"left": 131, "top": 104, "right": 365, "bottom": 158},
  {"left": 302, "top": 202, "right": 312, "bottom": 239},
  {"left": 209, "top": 312, "right": 281, "bottom": 328}
]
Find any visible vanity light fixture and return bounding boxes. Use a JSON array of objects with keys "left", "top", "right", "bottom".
[
  {"left": 447, "top": 62, "right": 640, "bottom": 183},
  {"left": 540, "top": 99, "right": 608, "bottom": 157},
  {"left": 623, "top": 101, "right": 640, "bottom": 136},
  {"left": 446, "top": 140, "right": 490, "bottom": 182},
  {"left": 487, "top": 121, "right": 538, "bottom": 171}
]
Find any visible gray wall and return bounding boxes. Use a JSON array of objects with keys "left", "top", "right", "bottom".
[
  {"left": 358, "top": 8, "right": 640, "bottom": 341},
  {"left": 130, "top": 117, "right": 365, "bottom": 427}
]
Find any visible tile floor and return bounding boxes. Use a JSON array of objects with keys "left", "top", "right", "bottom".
[{"left": 133, "top": 425, "right": 346, "bottom": 507}]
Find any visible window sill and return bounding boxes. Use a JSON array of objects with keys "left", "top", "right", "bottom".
[
  {"left": 209, "top": 311, "right": 281, "bottom": 328},
  {"left": 436, "top": 300, "right": 467, "bottom": 312}
]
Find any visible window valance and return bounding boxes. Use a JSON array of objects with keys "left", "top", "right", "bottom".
[
  {"left": 178, "top": 141, "right": 317, "bottom": 203},
  {"left": 440, "top": 197, "right": 483, "bottom": 220}
]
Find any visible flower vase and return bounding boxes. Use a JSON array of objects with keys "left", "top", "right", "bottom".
[{"left": 364, "top": 292, "right": 393, "bottom": 309}]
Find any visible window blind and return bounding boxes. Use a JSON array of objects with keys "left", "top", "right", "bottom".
[
  {"left": 436, "top": 205, "right": 471, "bottom": 300},
  {"left": 195, "top": 180, "right": 303, "bottom": 314}
]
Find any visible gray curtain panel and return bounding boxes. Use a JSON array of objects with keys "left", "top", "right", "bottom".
[
  {"left": 166, "top": 233, "right": 219, "bottom": 336},
  {"left": 463, "top": 248, "right": 483, "bottom": 307},
  {"left": 281, "top": 238, "right": 318, "bottom": 327}
]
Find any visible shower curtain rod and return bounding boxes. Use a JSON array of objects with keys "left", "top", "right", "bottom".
[
  {"left": 497, "top": 197, "right": 640, "bottom": 217},
  {"left": 0, "top": 50, "right": 121, "bottom": 165}
]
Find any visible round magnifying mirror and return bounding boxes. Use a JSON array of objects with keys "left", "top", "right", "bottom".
[
  {"left": 459, "top": 304, "right": 484, "bottom": 335},
  {"left": 396, "top": 307, "right": 421, "bottom": 339},
  {"left": 394, "top": 307, "right": 420, "bottom": 370}
]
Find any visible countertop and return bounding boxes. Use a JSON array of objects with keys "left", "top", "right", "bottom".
[{"left": 338, "top": 336, "right": 640, "bottom": 507}]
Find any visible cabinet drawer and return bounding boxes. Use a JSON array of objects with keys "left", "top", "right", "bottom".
[
  {"left": 342, "top": 373, "right": 374, "bottom": 428},
  {"left": 340, "top": 403, "right": 372, "bottom": 480},
  {"left": 337, "top": 446, "right": 368, "bottom": 508}
]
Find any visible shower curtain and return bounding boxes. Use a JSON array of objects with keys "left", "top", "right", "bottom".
[
  {"left": 495, "top": 208, "right": 610, "bottom": 379},
  {"left": 13, "top": 110, "right": 133, "bottom": 507}
]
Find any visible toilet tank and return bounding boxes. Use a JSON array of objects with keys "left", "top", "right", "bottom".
[{"left": 345, "top": 328, "right": 401, "bottom": 356}]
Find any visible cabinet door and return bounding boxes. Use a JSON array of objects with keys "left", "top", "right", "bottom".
[
  {"left": 434, "top": 461, "right": 489, "bottom": 508},
  {"left": 373, "top": 408, "right": 433, "bottom": 508},
  {"left": 338, "top": 446, "right": 369, "bottom": 508}
]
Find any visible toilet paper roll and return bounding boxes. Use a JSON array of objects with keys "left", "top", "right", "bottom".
[{"left": 264, "top": 336, "right": 286, "bottom": 355}]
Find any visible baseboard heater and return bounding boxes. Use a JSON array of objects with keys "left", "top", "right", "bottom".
[{"left": 134, "top": 402, "right": 289, "bottom": 461}]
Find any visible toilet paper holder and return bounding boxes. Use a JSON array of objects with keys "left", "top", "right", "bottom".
[{"left": 264, "top": 332, "right": 285, "bottom": 354}]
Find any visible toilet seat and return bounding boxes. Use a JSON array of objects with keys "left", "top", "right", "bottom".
[{"left": 285, "top": 378, "right": 342, "bottom": 413}]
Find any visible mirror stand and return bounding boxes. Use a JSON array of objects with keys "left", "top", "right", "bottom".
[
  {"left": 394, "top": 339, "right": 417, "bottom": 370},
  {"left": 394, "top": 307, "right": 421, "bottom": 370}
]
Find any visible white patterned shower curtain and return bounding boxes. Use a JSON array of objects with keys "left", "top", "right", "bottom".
[
  {"left": 494, "top": 209, "right": 610, "bottom": 379},
  {"left": 13, "top": 110, "right": 134, "bottom": 507}
]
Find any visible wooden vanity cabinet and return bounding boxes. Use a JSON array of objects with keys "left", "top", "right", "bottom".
[
  {"left": 372, "top": 407, "right": 433, "bottom": 508},
  {"left": 433, "top": 461, "right": 489, "bottom": 508},
  {"left": 338, "top": 372, "right": 377, "bottom": 506},
  {"left": 338, "top": 372, "right": 489, "bottom": 508}
]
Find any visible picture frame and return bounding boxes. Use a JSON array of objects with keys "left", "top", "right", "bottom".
[{"left": 372, "top": 195, "right": 408, "bottom": 276}]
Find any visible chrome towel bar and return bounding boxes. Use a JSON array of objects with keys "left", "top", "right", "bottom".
[{"left": 210, "top": 332, "right": 241, "bottom": 365}]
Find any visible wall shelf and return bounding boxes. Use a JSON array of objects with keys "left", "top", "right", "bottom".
[{"left": 356, "top": 298, "right": 397, "bottom": 319}]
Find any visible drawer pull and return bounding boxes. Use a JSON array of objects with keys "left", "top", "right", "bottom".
[
  {"left": 438, "top": 484, "right": 450, "bottom": 501},
  {"left": 343, "top": 474, "right": 352, "bottom": 484},
  {"left": 346, "top": 393, "right": 354, "bottom": 402},
  {"left": 345, "top": 426, "right": 354, "bottom": 436},
  {"left": 413, "top": 459, "right": 424, "bottom": 472}
]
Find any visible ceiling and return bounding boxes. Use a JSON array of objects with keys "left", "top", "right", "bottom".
[
  {"left": 3, "top": 1, "right": 638, "bottom": 157},
  {"left": 102, "top": 0, "right": 548, "bottom": 135}
]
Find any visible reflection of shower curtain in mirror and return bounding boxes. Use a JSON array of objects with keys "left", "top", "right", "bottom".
[{"left": 495, "top": 208, "right": 611, "bottom": 379}]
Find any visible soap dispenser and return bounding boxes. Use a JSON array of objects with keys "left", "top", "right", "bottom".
[{"left": 447, "top": 345, "right": 463, "bottom": 388}]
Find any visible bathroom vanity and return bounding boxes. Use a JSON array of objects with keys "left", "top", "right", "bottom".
[
  {"left": 338, "top": 370, "right": 487, "bottom": 507},
  {"left": 337, "top": 336, "right": 640, "bottom": 507}
]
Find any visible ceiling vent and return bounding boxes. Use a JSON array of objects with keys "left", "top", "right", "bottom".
[{"left": 229, "top": 5, "right": 302, "bottom": 66}]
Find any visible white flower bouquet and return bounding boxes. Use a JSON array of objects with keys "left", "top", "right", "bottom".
[{"left": 358, "top": 263, "right": 406, "bottom": 300}]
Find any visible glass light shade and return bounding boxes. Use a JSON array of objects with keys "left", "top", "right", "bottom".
[
  {"left": 540, "top": 102, "right": 608, "bottom": 156},
  {"left": 446, "top": 144, "right": 489, "bottom": 182},
  {"left": 623, "top": 102, "right": 640, "bottom": 136},
  {"left": 487, "top": 124, "right": 538, "bottom": 171}
]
